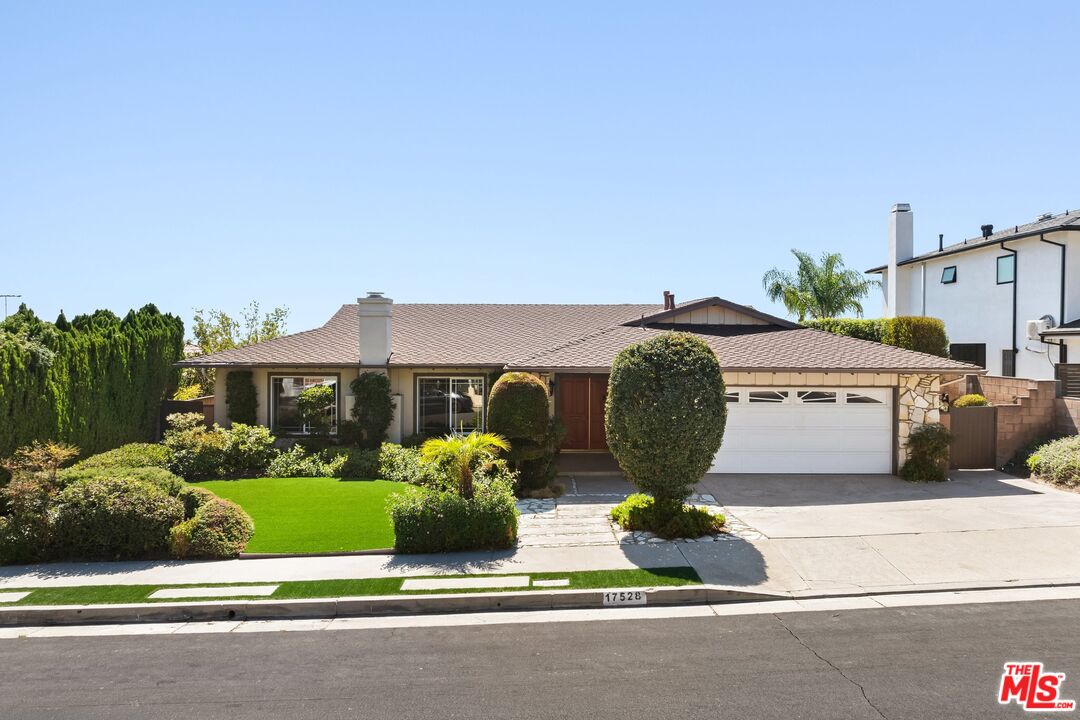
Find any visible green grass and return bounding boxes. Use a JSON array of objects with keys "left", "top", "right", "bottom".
[
  {"left": 197, "top": 477, "right": 413, "bottom": 553},
  {"left": 0, "top": 568, "right": 701, "bottom": 607}
]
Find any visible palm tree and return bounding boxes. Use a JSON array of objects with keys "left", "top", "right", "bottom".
[
  {"left": 762, "top": 250, "right": 880, "bottom": 322},
  {"left": 419, "top": 431, "right": 510, "bottom": 499}
]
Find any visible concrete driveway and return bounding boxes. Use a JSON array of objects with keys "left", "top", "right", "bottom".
[
  {"left": 697, "top": 470, "right": 1080, "bottom": 538},
  {"left": 690, "top": 471, "right": 1080, "bottom": 593}
]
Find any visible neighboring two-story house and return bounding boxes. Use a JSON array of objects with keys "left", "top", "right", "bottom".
[{"left": 867, "top": 204, "right": 1080, "bottom": 384}]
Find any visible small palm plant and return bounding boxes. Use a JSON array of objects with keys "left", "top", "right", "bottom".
[
  {"left": 762, "top": 249, "right": 880, "bottom": 321},
  {"left": 420, "top": 431, "right": 509, "bottom": 499}
]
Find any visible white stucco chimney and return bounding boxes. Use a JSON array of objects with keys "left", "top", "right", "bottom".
[
  {"left": 885, "top": 203, "right": 913, "bottom": 317},
  {"left": 357, "top": 292, "right": 392, "bottom": 367}
]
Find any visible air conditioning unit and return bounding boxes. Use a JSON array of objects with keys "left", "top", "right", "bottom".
[{"left": 1027, "top": 315, "right": 1056, "bottom": 340}]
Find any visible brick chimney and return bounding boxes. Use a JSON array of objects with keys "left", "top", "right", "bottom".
[{"left": 358, "top": 292, "right": 392, "bottom": 367}]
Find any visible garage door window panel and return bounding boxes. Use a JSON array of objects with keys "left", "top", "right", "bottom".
[
  {"left": 797, "top": 390, "right": 837, "bottom": 404},
  {"left": 748, "top": 390, "right": 789, "bottom": 403}
]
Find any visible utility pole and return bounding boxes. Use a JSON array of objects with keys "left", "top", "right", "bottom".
[{"left": 1, "top": 294, "right": 22, "bottom": 318}]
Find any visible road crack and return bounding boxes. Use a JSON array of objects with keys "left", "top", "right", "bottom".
[{"left": 774, "top": 614, "right": 889, "bottom": 720}]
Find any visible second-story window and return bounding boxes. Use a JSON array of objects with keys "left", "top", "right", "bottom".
[
  {"left": 997, "top": 255, "right": 1015, "bottom": 284},
  {"left": 941, "top": 266, "right": 957, "bottom": 284}
]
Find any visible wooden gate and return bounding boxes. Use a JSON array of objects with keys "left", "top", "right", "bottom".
[{"left": 948, "top": 406, "right": 997, "bottom": 469}]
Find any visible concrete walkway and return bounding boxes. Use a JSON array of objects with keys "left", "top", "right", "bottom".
[{"left": 3, "top": 471, "right": 1080, "bottom": 598}]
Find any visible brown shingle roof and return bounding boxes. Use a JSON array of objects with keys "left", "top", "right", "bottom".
[
  {"left": 178, "top": 303, "right": 663, "bottom": 368},
  {"left": 506, "top": 324, "right": 980, "bottom": 374},
  {"left": 178, "top": 299, "right": 981, "bottom": 374}
]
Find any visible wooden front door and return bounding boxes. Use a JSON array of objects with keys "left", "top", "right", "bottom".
[{"left": 557, "top": 374, "right": 608, "bottom": 450}]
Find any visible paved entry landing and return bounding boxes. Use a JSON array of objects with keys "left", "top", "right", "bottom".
[{"left": 516, "top": 475, "right": 755, "bottom": 547}]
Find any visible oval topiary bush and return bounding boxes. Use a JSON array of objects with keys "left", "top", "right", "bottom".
[
  {"left": 952, "top": 393, "right": 989, "bottom": 408},
  {"left": 52, "top": 477, "right": 185, "bottom": 560},
  {"left": 488, "top": 372, "right": 550, "bottom": 441},
  {"left": 487, "top": 372, "right": 561, "bottom": 491},
  {"left": 169, "top": 497, "right": 254, "bottom": 559},
  {"left": 605, "top": 333, "right": 727, "bottom": 514}
]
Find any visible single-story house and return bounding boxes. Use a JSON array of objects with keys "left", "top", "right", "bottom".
[{"left": 177, "top": 292, "right": 980, "bottom": 475}]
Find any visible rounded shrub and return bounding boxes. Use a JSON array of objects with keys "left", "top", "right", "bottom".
[
  {"left": 605, "top": 333, "right": 727, "bottom": 514},
  {"left": 70, "top": 443, "right": 172, "bottom": 471},
  {"left": 900, "top": 423, "right": 953, "bottom": 482},
  {"left": 487, "top": 372, "right": 561, "bottom": 491},
  {"left": 176, "top": 484, "right": 218, "bottom": 519},
  {"left": 52, "top": 477, "right": 184, "bottom": 560},
  {"left": 0, "top": 476, "right": 56, "bottom": 564},
  {"left": 169, "top": 498, "right": 254, "bottom": 559},
  {"left": 1026, "top": 435, "right": 1080, "bottom": 487},
  {"left": 611, "top": 494, "right": 725, "bottom": 540},
  {"left": 220, "top": 423, "right": 277, "bottom": 476},
  {"left": 952, "top": 393, "right": 989, "bottom": 408}
]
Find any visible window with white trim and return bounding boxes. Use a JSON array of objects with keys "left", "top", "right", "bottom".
[
  {"left": 417, "top": 376, "right": 486, "bottom": 435},
  {"left": 270, "top": 375, "right": 338, "bottom": 434},
  {"left": 725, "top": 391, "right": 740, "bottom": 403}
]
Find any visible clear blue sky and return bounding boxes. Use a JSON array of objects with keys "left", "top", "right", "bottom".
[{"left": 3, "top": 1, "right": 1079, "bottom": 335}]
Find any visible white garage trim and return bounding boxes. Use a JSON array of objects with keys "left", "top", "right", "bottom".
[{"left": 710, "top": 387, "right": 894, "bottom": 474}]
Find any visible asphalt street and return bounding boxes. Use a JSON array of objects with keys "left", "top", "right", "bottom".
[{"left": 1, "top": 599, "right": 1078, "bottom": 719}]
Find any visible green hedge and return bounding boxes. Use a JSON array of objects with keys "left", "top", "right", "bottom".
[
  {"left": 169, "top": 497, "right": 254, "bottom": 559},
  {"left": 487, "top": 372, "right": 561, "bottom": 491},
  {"left": 0, "top": 303, "right": 184, "bottom": 459},
  {"left": 386, "top": 478, "right": 518, "bottom": 553},
  {"left": 804, "top": 316, "right": 949, "bottom": 357},
  {"left": 225, "top": 371, "right": 257, "bottom": 425}
]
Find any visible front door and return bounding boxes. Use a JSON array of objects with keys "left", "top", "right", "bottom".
[{"left": 557, "top": 374, "right": 608, "bottom": 450}]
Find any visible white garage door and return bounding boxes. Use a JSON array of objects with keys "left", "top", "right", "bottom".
[{"left": 709, "top": 388, "right": 893, "bottom": 474}]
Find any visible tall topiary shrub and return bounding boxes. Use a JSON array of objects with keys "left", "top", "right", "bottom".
[
  {"left": 487, "top": 372, "right": 561, "bottom": 491},
  {"left": 606, "top": 333, "right": 727, "bottom": 516},
  {"left": 225, "top": 370, "right": 257, "bottom": 425},
  {"left": 349, "top": 372, "right": 394, "bottom": 449}
]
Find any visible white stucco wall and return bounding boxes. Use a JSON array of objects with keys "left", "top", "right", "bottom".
[{"left": 884, "top": 230, "right": 1080, "bottom": 380}]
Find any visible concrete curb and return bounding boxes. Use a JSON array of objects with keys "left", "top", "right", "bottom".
[
  {"left": 0, "top": 585, "right": 785, "bottom": 627},
  {"left": 5, "top": 579, "right": 1080, "bottom": 628}
]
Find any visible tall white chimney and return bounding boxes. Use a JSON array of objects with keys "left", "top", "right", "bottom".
[
  {"left": 886, "top": 203, "right": 913, "bottom": 317},
  {"left": 357, "top": 292, "right": 392, "bottom": 367}
]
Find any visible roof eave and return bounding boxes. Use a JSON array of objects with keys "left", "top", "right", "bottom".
[{"left": 867, "top": 225, "right": 1079, "bottom": 272}]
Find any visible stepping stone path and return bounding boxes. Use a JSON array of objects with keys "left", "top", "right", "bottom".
[{"left": 515, "top": 492, "right": 764, "bottom": 548}]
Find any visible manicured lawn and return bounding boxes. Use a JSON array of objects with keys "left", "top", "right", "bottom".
[
  {"left": 198, "top": 477, "right": 412, "bottom": 553},
  {"left": 0, "top": 568, "right": 702, "bottom": 606}
]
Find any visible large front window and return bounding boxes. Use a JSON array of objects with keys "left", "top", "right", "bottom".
[
  {"left": 270, "top": 375, "right": 338, "bottom": 434},
  {"left": 417, "top": 376, "right": 485, "bottom": 435}
]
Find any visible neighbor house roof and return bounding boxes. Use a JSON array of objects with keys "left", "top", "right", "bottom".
[
  {"left": 865, "top": 208, "right": 1080, "bottom": 274},
  {"left": 179, "top": 298, "right": 980, "bottom": 375},
  {"left": 506, "top": 323, "right": 979, "bottom": 374}
]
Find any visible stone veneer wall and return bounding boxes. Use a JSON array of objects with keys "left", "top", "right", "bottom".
[{"left": 898, "top": 374, "right": 941, "bottom": 467}]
